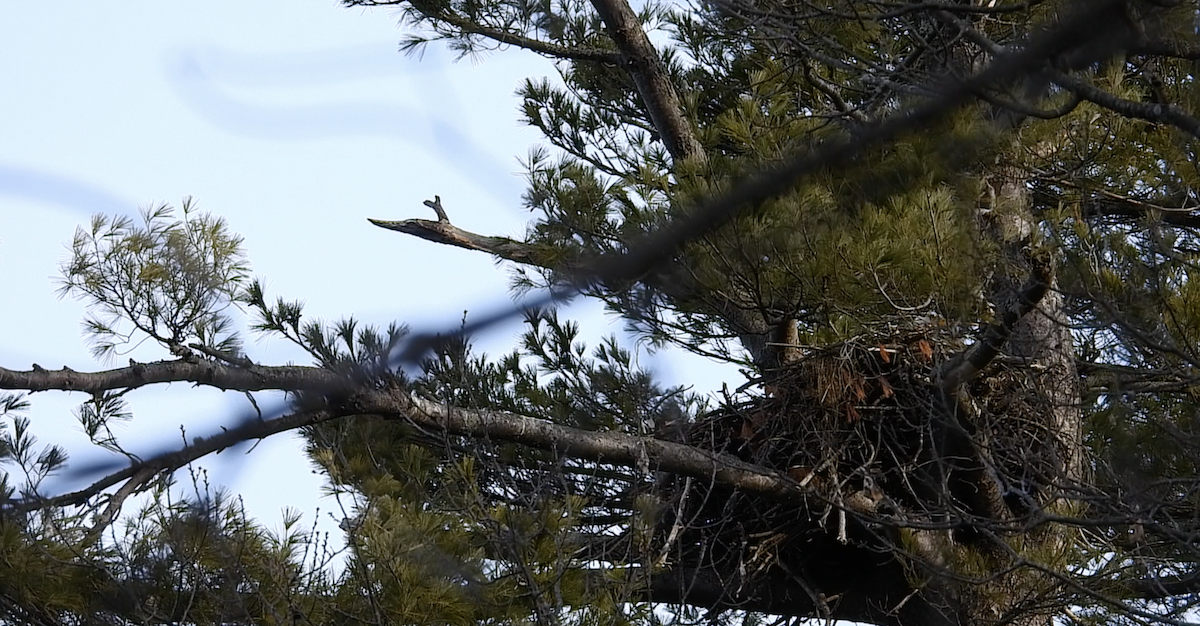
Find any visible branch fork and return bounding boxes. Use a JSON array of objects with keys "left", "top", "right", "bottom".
[{"left": 368, "top": 196, "right": 540, "bottom": 264}]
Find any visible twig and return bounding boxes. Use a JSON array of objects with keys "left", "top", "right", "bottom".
[{"left": 81, "top": 466, "right": 159, "bottom": 546}]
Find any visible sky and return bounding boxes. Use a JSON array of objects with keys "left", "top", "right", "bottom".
[{"left": 0, "top": 3, "right": 734, "bottom": 541}]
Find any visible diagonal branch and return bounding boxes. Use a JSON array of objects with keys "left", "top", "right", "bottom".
[
  {"left": 9, "top": 406, "right": 341, "bottom": 511},
  {"left": 435, "top": 8, "right": 623, "bottom": 64},
  {"left": 588, "top": 0, "right": 706, "bottom": 163},
  {"left": 398, "top": 393, "right": 808, "bottom": 500},
  {"left": 343, "top": 0, "right": 623, "bottom": 64},
  {"left": 16, "top": 381, "right": 810, "bottom": 513},
  {"left": 1049, "top": 69, "right": 1200, "bottom": 138},
  {"left": 935, "top": 256, "right": 1054, "bottom": 391},
  {"left": 81, "top": 466, "right": 159, "bottom": 546}
]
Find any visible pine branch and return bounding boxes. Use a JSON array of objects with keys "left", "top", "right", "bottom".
[
  {"left": 940, "top": 7, "right": 1200, "bottom": 137},
  {"left": 1050, "top": 69, "right": 1200, "bottom": 138},
  {"left": 433, "top": 7, "right": 623, "bottom": 64},
  {"left": 188, "top": 342, "right": 255, "bottom": 368},
  {"left": 0, "top": 359, "right": 346, "bottom": 394},
  {"left": 1034, "top": 171, "right": 1200, "bottom": 225},
  {"left": 373, "top": 3, "right": 1126, "bottom": 372},
  {"left": 575, "top": 1, "right": 1127, "bottom": 296},
  {"left": 343, "top": 0, "right": 623, "bottom": 64}
]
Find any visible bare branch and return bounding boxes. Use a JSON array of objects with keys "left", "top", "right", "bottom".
[
  {"left": 0, "top": 359, "right": 346, "bottom": 394},
  {"left": 369, "top": 198, "right": 544, "bottom": 266},
  {"left": 370, "top": 199, "right": 780, "bottom": 363},
  {"left": 1131, "top": 36, "right": 1200, "bottom": 60},
  {"left": 14, "top": 377, "right": 809, "bottom": 519},
  {"left": 1077, "top": 361, "right": 1200, "bottom": 393},
  {"left": 9, "top": 406, "right": 340, "bottom": 511},
  {"left": 1126, "top": 572, "right": 1200, "bottom": 599},
  {"left": 1079, "top": 200, "right": 1200, "bottom": 227},
  {"left": 81, "top": 466, "right": 159, "bottom": 546},
  {"left": 936, "top": 256, "right": 1054, "bottom": 390},
  {"left": 973, "top": 89, "right": 1083, "bottom": 119},
  {"left": 400, "top": 393, "right": 808, "bottom": 500}
]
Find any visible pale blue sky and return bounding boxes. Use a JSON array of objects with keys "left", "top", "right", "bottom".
[{"left": 0, "top": 2, "right": 733, "bottom": 534}]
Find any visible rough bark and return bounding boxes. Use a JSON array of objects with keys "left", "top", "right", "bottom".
[
  {"left": 989, "top": 174, "right": 1083, "bottom": 479},
  {"left": 587, "top": 0, "right": 706, "bottom": 164},
  {"left": 0, "top": 359, "right": 345, "bottom": 395},
  {"left": 0, "top": 360, "right": 810, "bottom": 509}
]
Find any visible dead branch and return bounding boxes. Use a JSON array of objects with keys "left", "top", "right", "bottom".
[
  {"left": 372, "top": 198, "right": 786, "bottom": 364},
  {"left": 369, "top": 196, "right": 545, "bottom": 266}
]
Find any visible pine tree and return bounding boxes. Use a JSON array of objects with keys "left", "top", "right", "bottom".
[{"left": 3, "top": 1, "right": 1200, "bottom": 625}]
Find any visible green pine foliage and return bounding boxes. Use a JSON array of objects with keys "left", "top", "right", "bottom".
[{"left": 57, "top": 198, "right": 249, "bottom": 362}]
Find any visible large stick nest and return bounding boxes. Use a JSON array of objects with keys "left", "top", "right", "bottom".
[{"left": 651, "top": 329, "right": 1063, "bottom": 592}]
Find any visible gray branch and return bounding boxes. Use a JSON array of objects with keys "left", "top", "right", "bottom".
[{"left": 0, "top": 359, "right": 346, "bottom": 394}]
